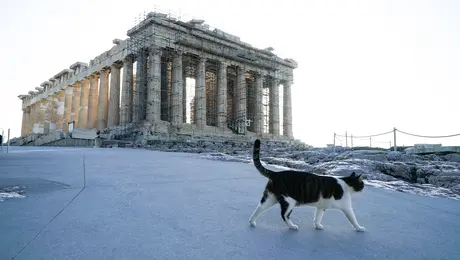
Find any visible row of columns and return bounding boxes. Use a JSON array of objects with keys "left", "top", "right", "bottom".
[{"left": 21, "top": 48, "right": 293, "bottom": 138}]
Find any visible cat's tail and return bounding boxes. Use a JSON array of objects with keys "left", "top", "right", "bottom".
[{"left": 253, "top": 139, "right": 275, "bottom": 179}]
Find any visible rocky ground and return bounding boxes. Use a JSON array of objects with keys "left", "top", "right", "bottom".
[
  {"left": 144, "top": 139, "right": 460, "bottom": 200},
  {"left": 7, "top": 132, "right": 460, "bottom": 201},
  {"left": 0, "top": 186, "right": 26, "bottom": 202}
]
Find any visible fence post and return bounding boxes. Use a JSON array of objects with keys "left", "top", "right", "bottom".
[
  {"left": 0, "top": 128, "right": 3, "bottom": 151},
  {"left": 6, "top": 128, "right": 10, "bottom": 154},
  {"left": 393, "top": 127, "right": 397, "bottom": 151},
  {"left": 345, "top": 131, "right": 348, "bottom": 148},
  {"left": 333, "top": 133, "right": 336, "bottom": 153}
]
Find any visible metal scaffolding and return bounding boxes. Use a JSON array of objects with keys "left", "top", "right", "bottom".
[{"left": 112, "top": 6, "right": 286, "bottom": 138}]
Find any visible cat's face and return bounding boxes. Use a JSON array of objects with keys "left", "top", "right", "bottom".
[{"left": 345, "top": 172, "right": 365, "bottom": 193}]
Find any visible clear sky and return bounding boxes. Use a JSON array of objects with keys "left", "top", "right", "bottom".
[{"left": 1, "top": 0, "right": 459, "bottom": 148}]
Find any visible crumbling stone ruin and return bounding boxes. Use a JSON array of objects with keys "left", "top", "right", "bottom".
[{"left": 16, "top": 11, "right": 298, "bottom": 147}]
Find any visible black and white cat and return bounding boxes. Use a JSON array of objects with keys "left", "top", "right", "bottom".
[{"left": 249, "top": 139, "right": 366, "bottom": 232}]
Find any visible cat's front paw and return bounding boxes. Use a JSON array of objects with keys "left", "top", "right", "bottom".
[
  {"left": 249, "top": 221, "right": 257, "bottom": 227},
  {"left": 355, "top": 226, "right": 366, "bottom": 232},
  {"left": 314, "top": 223, "right": 324, "bottom": 230}
]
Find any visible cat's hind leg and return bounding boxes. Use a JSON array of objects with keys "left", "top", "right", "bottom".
[
  {"left": 341, "top": 206, "right": 365, "bottom": 232},
  {"left": 278, "top": 196, "right": 299, "bottom": 230},
  {"left": 313, "top": 207, "right": 325, "bottom": 230},
  {"left": 249, "top": 191, "right": 278, "bottom": 227}
]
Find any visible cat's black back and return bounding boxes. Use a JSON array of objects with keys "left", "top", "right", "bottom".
[
  {"left": 253, "top": 139, "right": 346, "bottom": 204},
  {"left": 266, "top": 170, "right": 344, "bottom": 204}
]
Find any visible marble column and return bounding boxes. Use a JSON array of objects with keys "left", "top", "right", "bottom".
[
  {"left": 236, "top": 66, "right": 247, "bottom": 133},
  {"left": 48, "top": 93, "right": 58, "bottom": 133},
  {"left": 63, "top": 87, "right": 73, "bottom": 132},
  {"left": 71, "top": 83, "right": 81, "bottom": 128},
  {"left": 21, "top": 108, "right": 27, "bottom": 136},
  {"left": 55, "top": 91, "right": 65, "bottom": 130},
  {"left": 146, "top": 48, "right": 162, "bottom": 122},
  {"left": 170, "top": 50, "right": 183, "bottom": 124},
  {"left": 133, "top": 49, "right": 148, "bottom": 122},
  {"left": 29, "top": 104, "right": 37, "bottom": 133},
  {"left": 39, "top": 101, "right": 47, "bottom": 134},
  {"left": 29, "top": 104, "right": 36, "bottom": 133},
  {"left": 97, "top": 68, "right": 110, "bottom": 130},
  {"left": 34, "top": 101, "right": 45, "bottom": 134},
  {"left": 87, "top": 74, "right": 99, "bottom": 128},
  {"left": 108, "top": 64, "right": 121, "bottom": 127},
  {"left": 21, "top": 108, "right": 25, "bottom": 135},
  {"left": 78, "top": 78, "right": 90, "bottom": 129},
  {"left": 22, "top": 107, "right": 27, "bottom": 135},
  {"left": 253, "top": 72, "right": 264, "bottom": 134},
  {"left": 283, "top": 80, "right": 293, "bottom": 138},
  {"left": 120, "top": 56, "right": 134, "bottom": 125},
  {"left": 35, "top": 103, "right": 41, "bottom": 133},
  {"left": 43, "top": 96, "right": 53, "bottom": 134},
  {"left": 167, "top": 62, "right": 172, "bottom": 122},
  {"left": 25, "top": 106, "right": 31, "bottom": 135},
  {"left": 216, "top": 61, "right": 228, "bottom": 128},
  {"left": 194, "top": 57, "right": 206, "bottom": 129},
  {"left": 182, "top": 68, "right": 187, "bottom": 123},
  {"left": 49, "top": 94, "right": 57, "bottom": 132},
  {"left": 160, "top": 59, "right": 170, "bottom": 122},
  {"left": 269, "top": 78, "right": 280, "bottom": 135}
]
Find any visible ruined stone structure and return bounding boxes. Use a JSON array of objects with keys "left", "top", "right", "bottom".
[{"left": 18, "top": 12, "right": 297, "bottom": 141}]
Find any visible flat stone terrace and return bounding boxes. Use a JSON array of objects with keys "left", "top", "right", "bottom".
[{"left": 0, "top": 146, "right": 459, "bottom": 259}]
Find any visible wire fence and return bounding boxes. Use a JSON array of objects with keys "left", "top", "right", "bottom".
[{"left": 333, "top": 127, "right": 460, "bottom": 151}]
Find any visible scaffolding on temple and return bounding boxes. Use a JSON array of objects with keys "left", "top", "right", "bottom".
[
  {"left": 15, "top": 4, "right": 297, "bottom": 149},
  {"left": 116, "top": 5, "right": 288, "bottom": 139}
]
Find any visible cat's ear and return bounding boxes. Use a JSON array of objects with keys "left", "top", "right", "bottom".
[
  {"left": 357, "top": 174, "right": 363, "bottom": 180},
  {"left": 350, "top": 172, "right": 356, "bottom": 178}
]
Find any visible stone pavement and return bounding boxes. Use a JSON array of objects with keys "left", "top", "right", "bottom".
[{"left": 1, "top": 146, "right": 459, "bottom": 260}]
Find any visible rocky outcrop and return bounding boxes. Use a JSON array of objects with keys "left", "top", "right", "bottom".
[
  {"left": 142, "top": 138, "right": 460, "bottom": 196},
  {"left": 8, "top": 133, "right": 42, "bottom": 146},
  {"left": 0, "top": 186, "right": 26, "bottom": 202},
  {"left": 261, "top": 148, "right": 460, "bottom": 194}
]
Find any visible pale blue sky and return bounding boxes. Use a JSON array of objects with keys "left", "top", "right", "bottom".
[{"left": 1, "top": 0, "right": 459, "bottom": 147}]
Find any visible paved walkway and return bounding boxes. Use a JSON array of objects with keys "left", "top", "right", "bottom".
[{"left": 1, "top": 146, "right": 459, "bottom": 260}]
